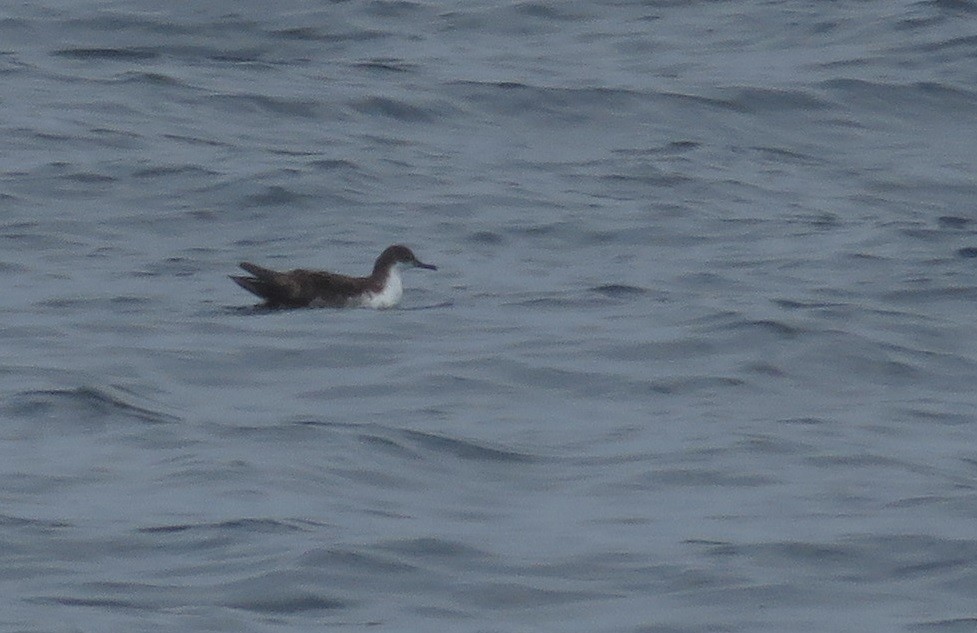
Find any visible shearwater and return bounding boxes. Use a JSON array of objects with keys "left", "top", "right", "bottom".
[{"left": 230, "top": 244, "right": 437, "bottom": 309}]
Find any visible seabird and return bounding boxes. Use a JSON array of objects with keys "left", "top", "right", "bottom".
[{"left": 230, "top": 244, "right": 437, "bottom": 309}]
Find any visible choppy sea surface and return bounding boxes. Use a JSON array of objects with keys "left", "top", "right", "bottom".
[{"left": 3, "top": 1, "right": 977, "bottom": 631}]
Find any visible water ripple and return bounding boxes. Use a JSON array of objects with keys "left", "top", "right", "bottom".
[
  {"left": 399, "top": 429, "right": 539, "bottom": 463},
  {"left": 54, "top": 47, "right": 159, "bottom": 61},
  {"left": 2, "top": 386, "right": 180, "bottom": 426}
]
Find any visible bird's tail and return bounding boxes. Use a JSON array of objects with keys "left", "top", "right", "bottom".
[{"left": 230, "top": 262, "right": 279, "bottom": 299}]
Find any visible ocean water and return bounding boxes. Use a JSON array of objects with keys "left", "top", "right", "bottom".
[{"left": 3, "top": 1, "right": 977, "bottom": 631}]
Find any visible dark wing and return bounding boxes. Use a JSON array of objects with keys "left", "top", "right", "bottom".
[{"left": 231, "top": 262, "right": 365, "bottom": 308}]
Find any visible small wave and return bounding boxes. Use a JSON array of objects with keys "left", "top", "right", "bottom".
[
  {"left": 465, "top": 230, "right": 506, "bottom": 245},
  {"left": 453, "top": 80, "right": 643, "bottom": 120},
  {"left": 655, "top": 90, "right": 743, "bottom": 114},
  {"left": 138, "top": 518, "right": 310, "bottom": 534},
  {"left": 378, "top": 536, "right": 489, "bottom": 559},
  {"left": 357, "top": 432, "right": 423, "bottom": 460},
  {"left": 513, "top": 1, "right": 582, "bottom": 20},
  {"left": 114, "top": 71, "right": 186, "bottom": 87},
  {"left": 228, "top": 593, "right": 347, "bottom": 614},
  {"left": 308, "top": 158, "right": 361, "bottom": 171},
  {"left": 270, "top": 27, "right": 323, "bottom": 40},
  {"left": 90, "top": 127, "right": 143, "bottom": 149},
  {"left": 365, "top": 0, "right": 430, "bottom": 18},
  {"left": 748, "top": 145, "right": 826, "bottom": 166},
  {"left": 461, "top": 581, "right": 610, "bottom": 609},
  {"left": 0, "top": 513, "right": 71, "bottom": 529},
  {"left": 724, "top": 86, "right": 831, "bottom": 112},
  {"left": 705, "top": 535, "right": 977, "bottom": 589},
  {"left": 28, "top": 581, "right": 178, "bottom": 611},
  {"left": 133, "top": 256, "right": 202, "bottom": 278},
  {"left": 911, "top": 618, "right": 977, "bottom": 632},
  {"left": 938, "top": 215, "right": 973, "bottom": 229},
  {"left": 773, "top": 299, "right": 849, "bottom": 311},
  {"left": 778, "top": 417, "right": 833, "bottom": 425},
  {"left": 613, "top": 140, "right": 701, "bottom": 156},
  {"left": 219, "top": 304, "right": 282, "bottom": 316},
  {"left": 0, "top": 260, "right": 28, "bottom": 273},
  {"left": 3, "top": 386, "right": 180, "bottom": 425},
  {"left": 161, "top": 133, "right": 231, "bottom": 148},
  {"left": 441, "top": 3, "right": 591, "bottom": 34},
  {"left": 269, "top": 26, "right": 384, "bottom": 43},
  {"left": 350, "top": 96, "right": 440, "bottom": 123},
  {"left": 900, "top": 407, "right": 971, "bottom": 426},
  {"left": 62, "top": 172, "right": 116, "bottom": 184},
  {"left": 208, "top": 49, "right": 272, "bottom": 64},
  {"left": 506, "top": 295, "right": 603, "bottom": 309},
  {"left": 649, "top": 376, "right": 746, "bottom": 395},
  {"left": 64, "top": 13, "right": 193, "bottom": 35},
  {"left": 883, "top": 286, "right": 977, "bottom": 302},
  {"left": 822, "top": 78, "right": 977, "bottom": 112},
  {"left": 707, "top": 318, "right": 806, "bottom": 339},
  {"left": 32, "top": 596, "right": 139, "bottom": 609},
  {"left": 131, "top": 164, "right": 217, "bottom": 178},
  {"left": 54, "top": 47, "right": 158, "bottom": 61},
  {"left": 299, "top": 547, "right": 418, "bottom": 573},
  {"left": 353, "top": 58, "right": 417, "bottom": 73},
  {"left": 241, "top": 185, "right": 311, "bottom": 207},
  {"left": 399, "top": 301, "right": 453, "bottom": 310},
  {"left": 222, "top": 573, "right": 350, "bottom": 613},
  {"left": 203, "top": 94, "right": 322, "bottom": 118},
  {"left": 400, "top": 429, "right": 538, "bottom": 463},
  {"left": 589, "top": 284, "right": 647, "bottom": 298},
  {"left": 34, "top": 295, "right": 155, "bottom": 311},
  {"left": 596, "top": 169, "right": 687, "bottom": 187}
]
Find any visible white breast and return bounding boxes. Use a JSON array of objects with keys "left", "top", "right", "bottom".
[{"left": 361, "top": 266, "right": 403, "bottom": 309}]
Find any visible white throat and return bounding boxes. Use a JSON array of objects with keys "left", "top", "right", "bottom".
[{"left": 362, "top": 265, "right": 403, "bottom": 309}]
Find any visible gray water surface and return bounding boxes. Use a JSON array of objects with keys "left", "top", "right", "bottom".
[{"left": 3, "top": 1, "right": 977, "bottom": 632}]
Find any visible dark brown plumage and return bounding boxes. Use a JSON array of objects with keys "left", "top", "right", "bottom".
[{"left": 230, "top": 244, "right": 436, "bottom": 309}]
